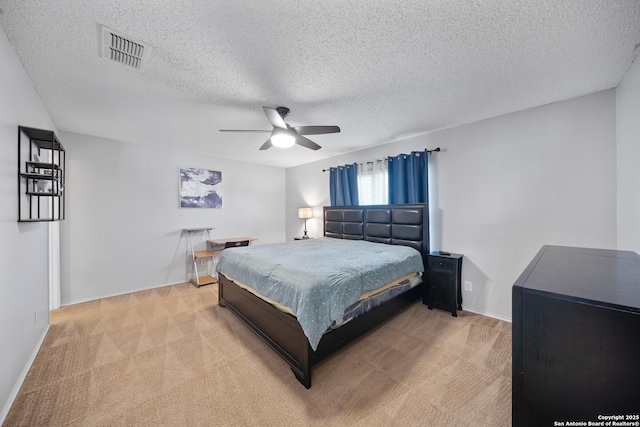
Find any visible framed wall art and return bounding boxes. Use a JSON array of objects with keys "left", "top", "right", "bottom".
[{"left": 179, "top": 167, "right": 222, "bottom": 208}]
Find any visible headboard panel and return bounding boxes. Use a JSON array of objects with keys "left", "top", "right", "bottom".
[{"left": 324, "top": 204, "right": 429, "bottom": 259}]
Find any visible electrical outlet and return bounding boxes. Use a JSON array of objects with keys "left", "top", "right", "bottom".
[
  {"left": 201, "top": 259, "right": 206, "bottom": 265},
  {"left": 464, "top": 280, "right": 473, "bottom": 292}
]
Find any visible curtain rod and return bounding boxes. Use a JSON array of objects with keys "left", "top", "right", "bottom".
[{"left": 322, "top": 147, "right": 440, "bottom": 172}]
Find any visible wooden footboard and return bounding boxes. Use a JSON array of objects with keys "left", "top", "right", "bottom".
[
  {"left": 218, "top": 274, "right": 423, "bottom": 388},
  {"left": 218, "top": 274, "right": 312, "bottom": 387}
]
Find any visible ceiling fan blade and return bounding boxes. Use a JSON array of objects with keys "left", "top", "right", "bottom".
[
  {"left": 259, "top": 139, "right": 273, "bottom": 150},
  {"left": 295, "top": 135, "right": 322, "bottom": 151},
  {"left": 263, "top": 106, "right": 288, "bottom": 129},
  {"left": 219, "top": 129, "right": 271, "bottom": 132},
  {"left": 293, "top": 125, "right": 341, "bottom": 135}
]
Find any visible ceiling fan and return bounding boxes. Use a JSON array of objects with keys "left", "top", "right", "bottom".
[{"left": 220, "top": 106, "right": 340, "bottom": 151}]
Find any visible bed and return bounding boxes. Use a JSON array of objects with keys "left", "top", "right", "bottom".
[{"left": 217, "top": 203, "right": 429, "bottom": 388}]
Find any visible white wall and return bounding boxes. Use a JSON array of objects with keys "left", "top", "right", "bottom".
[
  {"left": 59, "top": 132, "right": 286, "bottom": 305},
  {"left": 616, "top": 55, "right": 640, "bottom": 253},
  {"left": 287, "top": 90, "right": 618, "bottom": 320},
  {"left": 0, "top": 26, "right": 56, "bottom": 421}
]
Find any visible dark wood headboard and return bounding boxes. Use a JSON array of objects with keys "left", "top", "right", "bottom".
[{"left": 323, "top": 204, "right": 429, "bottom": 260}]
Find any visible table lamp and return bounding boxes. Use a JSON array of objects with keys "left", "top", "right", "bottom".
[{"left": 298, "top": 207, "right": 313, "bottom": 239}]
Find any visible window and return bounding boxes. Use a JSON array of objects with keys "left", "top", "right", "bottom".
[{"left": 357, "top": 160, "right": 388, "bottom": 205}]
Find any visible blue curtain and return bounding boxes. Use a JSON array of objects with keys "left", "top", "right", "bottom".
[
  {"left": 329, "top": 163, "right": 359, "bottom": 206},
  {"left": 388, "top": 150, "right": 429, "bottom": 204}
]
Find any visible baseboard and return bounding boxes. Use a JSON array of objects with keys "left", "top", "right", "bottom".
[
  {"left": 62, "top": 281, "right": 187, "bottom": 307},
  {"left": 464, "top": 306, "right": 512, "bottom": 323},
  {"left": 0, "top": 324, "right": 50, "bottom": 425}
]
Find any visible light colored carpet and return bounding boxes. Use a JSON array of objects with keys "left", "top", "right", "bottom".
[{"left": 4, "top": 282, "right": 512, "bottom": 426}]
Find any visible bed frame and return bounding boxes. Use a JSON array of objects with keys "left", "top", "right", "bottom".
[{"left": 218, "top": 203, "right": 429, "bottom": 388}]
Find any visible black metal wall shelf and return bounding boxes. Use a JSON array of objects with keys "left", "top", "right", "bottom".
[{"left": 18, "top": 126, "right": 66, "bottom": 222}]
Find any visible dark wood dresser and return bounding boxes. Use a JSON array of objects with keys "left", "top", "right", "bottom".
[{"left": 512, "top": 245, "right": 640, "bottom": 426}]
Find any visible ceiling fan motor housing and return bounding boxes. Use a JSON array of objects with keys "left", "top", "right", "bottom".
[{"left": 275, "top": 106, "right": 290, "bottom": 118}]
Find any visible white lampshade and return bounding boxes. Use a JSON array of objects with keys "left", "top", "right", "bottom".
[
  {"left": 298, "top": 207, "right": 313, "bottom": 219},
  {"left": 271, "top": 132, "right": 295, "bottom": 148}
]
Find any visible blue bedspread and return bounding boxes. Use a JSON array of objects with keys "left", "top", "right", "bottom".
[{"left": 216, "top": 237, "right": 424, "bottom": 350}]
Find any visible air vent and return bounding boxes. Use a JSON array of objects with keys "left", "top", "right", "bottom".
[{"left": 100, "top": 26, "right": 151, "bottom": 69}]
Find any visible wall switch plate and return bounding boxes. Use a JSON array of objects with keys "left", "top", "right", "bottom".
[{"left": 464, "top": 280, "right": 473, "bottom": 292}]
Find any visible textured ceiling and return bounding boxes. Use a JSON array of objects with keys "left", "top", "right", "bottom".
[{"left": 1, "top": 1, "right": 639, "bottom": 168}]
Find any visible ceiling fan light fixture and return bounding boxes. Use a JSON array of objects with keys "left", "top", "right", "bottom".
[{"left": 271, "top": 132, "right": 295, "bottom": 148}]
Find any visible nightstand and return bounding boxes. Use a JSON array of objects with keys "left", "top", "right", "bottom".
[
  {"left": 425, "top": 252, "right": 463, "bottom": 316},
  {"left": 294, "top": 237, "right": 313, "bottom": 240}
]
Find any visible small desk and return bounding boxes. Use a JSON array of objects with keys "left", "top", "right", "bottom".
[
  {"left": 208, "top": 237, "right": 257, "bottom": 250},
  {"left": 183, "top": 227, "right": 216, "bottom": 287},
  {"left": 207, "top": 237, "right": 257, "bottom": 282}
]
